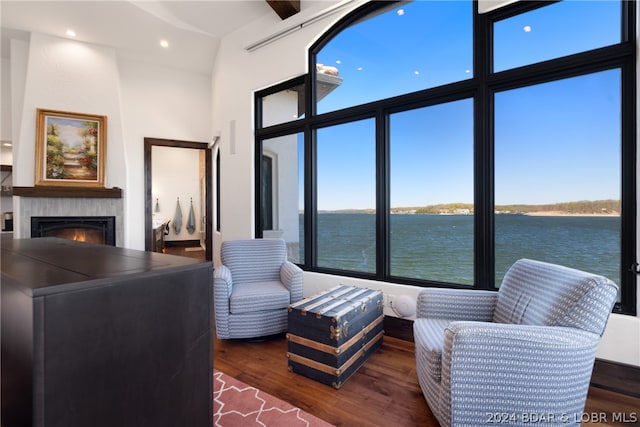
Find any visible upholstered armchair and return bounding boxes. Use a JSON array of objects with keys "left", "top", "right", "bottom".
[
  {"left": 213, "top": 239, "right": 304, "bottom": 339},
  {"left": 413, "top": 259, "right": 618, "bottom": 427}
]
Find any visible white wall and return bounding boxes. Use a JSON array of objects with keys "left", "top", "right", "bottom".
[
  {"left": 1, "top": 56, "right": 12, "bottom": 141},
  {"left": 6, "top": 32, "right": 212, "bottom": 249},
  {"left": 13, "top": 33, "right": 126, "bottom": 190},
  {"left": 117, "top": 58, "right": 211, "bottom": 249},
  {"left": 9, "top": 33, "right": 127, "bottom": 237},
  {"left": 211, "top": 0, "right": 640, "bottom": 367},
  {"left": 211, "top": 1, "right": 347, "bottom": 244},
  {"left": 0, "top": 54, "right": 13, "bottom": 216},
  {"left": 9, "top": 39, "right": 28, "bottom": 173}
]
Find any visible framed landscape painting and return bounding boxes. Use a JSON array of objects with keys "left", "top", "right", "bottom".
[{"left": 35, "top": 109, "right": 107, "bottom": 187}]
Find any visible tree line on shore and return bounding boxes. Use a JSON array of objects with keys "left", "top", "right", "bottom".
[
  {"left": 318, "top": 200, "right": 621, "bottom": 215},
  {"left": 399, "top": 199, "right": 620, "bottom": 215}
]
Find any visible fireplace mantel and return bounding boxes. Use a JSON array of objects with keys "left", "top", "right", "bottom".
[
  {"left": 13, "top": 186, "right": 122, "bottom": 198},
  {"left": 13, "top": 189, "right": 124, "bottom": 243}
]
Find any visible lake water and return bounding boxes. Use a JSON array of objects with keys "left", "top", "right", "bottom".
[{"left": 309, "top": 213, "right": 620, "bottom": 286}]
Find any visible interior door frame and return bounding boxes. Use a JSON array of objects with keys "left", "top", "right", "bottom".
[{"left": 144, "top": 137, "right": 213, "bottom": 261}]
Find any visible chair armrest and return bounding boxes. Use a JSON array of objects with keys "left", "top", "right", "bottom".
[
  {"left": 213, "top": 265, "right": 232, "bottom": 312},
  {"left": 213, "top": 265, "right": 233, "bottom": 339},
  {"left": 416, "top": 288, "right": 497, "bottom": 321},
  {"left": 443, "top": 322, "right": 601, "bottom": 425},
  {"left": 281, "top": 261, "right": 304, "bottom": 303},
  {"left": 445, "top": 321, "right": 601, "bottom": 354}
]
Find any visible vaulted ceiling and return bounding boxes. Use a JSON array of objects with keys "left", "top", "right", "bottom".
[{"left": 1, "top": 1, "right": 302, "bottom": 73}]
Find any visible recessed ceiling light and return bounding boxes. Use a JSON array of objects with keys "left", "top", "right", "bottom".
[
  {"left": 66, "top": 29, "right": 76, "bottom": 37},
  {"left": 2, "top": 142, "right": 12, "bottom": 147},
  {"left": 160, "top": 39, "right": 169, "bottom": 48}
]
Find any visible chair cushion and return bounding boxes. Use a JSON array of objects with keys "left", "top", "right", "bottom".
[
  {"left": 413, "top": 318, "right": 451, "bottom": 382},
  {"left": 230, "top": 280, "right": 290, "bottom": 314},
  {"left": 221, "top": 239, "right": 286, "bottom": 284}
]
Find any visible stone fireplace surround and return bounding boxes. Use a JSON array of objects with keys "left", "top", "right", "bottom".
[{"left": 14, "top": 191, "right": 124, "bottom": 246}]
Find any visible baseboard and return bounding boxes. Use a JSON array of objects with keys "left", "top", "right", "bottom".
[
  {"left": 591, "top": 358, "right": 640, "bottom": 398},
  {"left": 383, "top": 316, "right": 639, "bottom": 398},
  {"left": 164, "top": 239, "right": 200, "bottom": 247}
]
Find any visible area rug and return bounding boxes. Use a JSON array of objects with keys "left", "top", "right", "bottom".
[{"left": 214, "top": 370, "right": 334, "bottom": 427}]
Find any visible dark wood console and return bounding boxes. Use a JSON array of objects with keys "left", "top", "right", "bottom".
[{"left": 1, "top": 238, "right": 212, "bottom": 427}]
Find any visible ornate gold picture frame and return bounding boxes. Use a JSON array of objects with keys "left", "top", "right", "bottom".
[{"left": 35, "top": 108, "right": 107, "bottom": 187}]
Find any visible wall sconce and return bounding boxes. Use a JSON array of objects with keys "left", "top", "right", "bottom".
[{"left": 155, "top": 198, "right": 160, "bottom": 213}]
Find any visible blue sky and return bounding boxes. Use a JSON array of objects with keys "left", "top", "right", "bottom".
[
  {"left": 48, "top": 117, "right": 95, "bottom": 148},
  {"left": 310, "top": 0, "right": 622, "bottom": 211}
]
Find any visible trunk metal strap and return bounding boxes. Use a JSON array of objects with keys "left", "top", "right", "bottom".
[
  {"left": 286, "top": 315, "right": 384, "bottom": 355},
  {"left": 287, "top": 330, "right": 384, "bottom": 376}
]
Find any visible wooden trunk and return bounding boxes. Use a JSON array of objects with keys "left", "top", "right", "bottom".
[{"left": 287, "top": 285, "right": 384, "bottom": 388}]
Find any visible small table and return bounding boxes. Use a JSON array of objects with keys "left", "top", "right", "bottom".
[{"left": 287, "top": 285, "right": 384, "bottom": 388}]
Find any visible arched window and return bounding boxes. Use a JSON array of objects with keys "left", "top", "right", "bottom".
[
  {"left": 314, "top": 1, "right": 473, "bottom": 114},
  {"left": 255, "top": 0, "right": 636, "bottom": 315}
]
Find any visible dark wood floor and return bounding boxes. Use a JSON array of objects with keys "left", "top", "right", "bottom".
[
  {"left": 169, "top": 247, "right": 639, "bottom": 426},
  {"left": 214, "top": 334, "right": 640, "bottom": 427},
  {"left": 214, "top": 334, "right": 436, "bottom": 426}
]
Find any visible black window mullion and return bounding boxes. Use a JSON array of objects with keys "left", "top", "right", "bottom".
[
  {"left": 254, "top": 92, "right": 263, "bottom": 238},
  {"left": 376, "top": 108, "right": 389, "bottom": 280},
  {"left": 622, "top": 0, "right": 635, "bottom": 42},
  {"left": 620, "top": 56, "right": 637, "bottom": 315},
  {"left": 474, "top": 5, "right": 494, "bottom": 290},
  {"left": 216, "top": 150, "right": 221, "bottom": 232},
  {"left": 487, "top": 44, "right": 634, "bottom": 95},
  {"left": 254, "top": 140, "right": 264, "bottom": 238},
  {"left": 304, "top": 71, "right": 315, "bottom": 271},
  {"left": 306, "top": 124, "right": 317, "bottom": 270}
]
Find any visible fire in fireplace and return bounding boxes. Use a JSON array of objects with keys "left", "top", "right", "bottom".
[{"left": 31, "top": 216, "right": 116, "bottom": 246}]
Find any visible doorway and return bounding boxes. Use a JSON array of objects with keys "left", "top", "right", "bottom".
[{"left": 144, "top": 138, "right": 212, "bottom": 261}]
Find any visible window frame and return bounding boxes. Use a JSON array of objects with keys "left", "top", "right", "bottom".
[
  {"left": 255, "top": 0, "right": 637, "bottom": 315},
  {"left": 261, "top": 154, "right": 274, "bottom": 231}
]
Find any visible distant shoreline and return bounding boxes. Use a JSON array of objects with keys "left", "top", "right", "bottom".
[
  {"left": 317, "top": 200, "right": 620, "bottom": 216},
  {"left": 315, "top": 211, "right": 620, "bottom": 217},
  {"left": 523, "top": 211, "right": 619, "bottom": 217}
]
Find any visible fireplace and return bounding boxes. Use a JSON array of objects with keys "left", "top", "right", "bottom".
[{"left": 31, "top": 216, "right": 116, "bottom": 246}]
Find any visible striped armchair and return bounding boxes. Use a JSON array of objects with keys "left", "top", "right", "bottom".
[
  {"left": 213, "top": 239, "right": 304, "bottom": 339},
  {"left": 413, "top": 259, "right": 618, "bottom": 427}
]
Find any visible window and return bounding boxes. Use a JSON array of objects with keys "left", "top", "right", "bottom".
[
  {"left": 261, "top": 155, "right": 274, "bottom": 230},
  {"left": 256, "top": 0, "right": 636, "bottom": 314},
  {"left": 494, "top": 70, "right": 622, "bottom": 293},
  {"left": 260, "top": 133, "right": 305, "bottom": 264},
  {"left": 316, "top": 119, "right": 376, "bottom": 273},
  {"left": 389, "top": 99, "right": 474, "bottom": 284},
  {"left": 493, "top": 1, "right": 621, "bottom": 72},
  {"left": 315, "top": 1, "right": 472, "bottom": 114}
]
